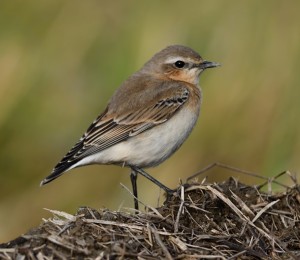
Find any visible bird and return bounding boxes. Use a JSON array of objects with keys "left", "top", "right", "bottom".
[{"left": 40, "top": 45, "right": 219, "bottom": 210}]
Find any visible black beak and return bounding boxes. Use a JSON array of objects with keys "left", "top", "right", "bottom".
[{"left": 198, "top": 60, "right": 221, "bottom": 70}]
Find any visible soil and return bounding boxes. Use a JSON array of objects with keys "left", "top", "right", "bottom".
[{"left": 1, "top": 171, "right": 300, "bottom": 259}]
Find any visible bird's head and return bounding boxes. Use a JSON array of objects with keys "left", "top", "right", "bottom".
[{"left": 142, "top": 45, "right": 220, "bottom": 85}]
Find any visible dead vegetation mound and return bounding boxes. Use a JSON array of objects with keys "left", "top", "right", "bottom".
[{"left": 1, "top": 168, "right": 300, "bottom": 259}]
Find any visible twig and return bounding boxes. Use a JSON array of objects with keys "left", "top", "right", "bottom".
[
  {"left": 150, "top": 226, "right": 173, "bottom": 260},
  {"left": 252, "top": 199, "right": 280, "bottom": 223}
]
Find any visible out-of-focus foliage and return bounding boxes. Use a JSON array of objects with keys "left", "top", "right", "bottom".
[{"left": 0, "top": 0, "right": 299, "bottom": 242}]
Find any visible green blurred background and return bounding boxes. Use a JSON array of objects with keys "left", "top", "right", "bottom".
[{"left": 1, "top": 0, "right": 300, "bottom": 242}]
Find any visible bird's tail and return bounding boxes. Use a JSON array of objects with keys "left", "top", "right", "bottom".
[
  {"left": 40, "top": 158, "right": 80, "bottom": 186},
  {"left": 40, "top": 170, "right": 65, "bottom": 186},
  {"left": 40, "top": 134, "right": 86, "bottom": 186}
]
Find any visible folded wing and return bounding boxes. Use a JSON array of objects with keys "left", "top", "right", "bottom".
[{"left": 41, "top": 85, "right": 189, "bottom": 185}]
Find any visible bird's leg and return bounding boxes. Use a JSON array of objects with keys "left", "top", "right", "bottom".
[
  {"left": 130, "top": 168, "right": 139, "bottom": 211},
  {"left": 131, "top": 166, "right": 173, "bottom": 194}
]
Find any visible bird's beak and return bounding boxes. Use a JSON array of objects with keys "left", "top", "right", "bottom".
[{"left": 198, "top": 60, "right": 221, "bottom": 70}]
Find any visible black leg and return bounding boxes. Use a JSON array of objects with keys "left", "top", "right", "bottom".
[
  {"left": 131, "top": 166, "right": 173, "bottom": 194},
  {"left": 130, "top": 169, "right": 139, "bottom": 211}
]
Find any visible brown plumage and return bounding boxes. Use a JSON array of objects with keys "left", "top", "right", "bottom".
[{"left": 41, "top": 45, "right": 220, "bottom": 210}]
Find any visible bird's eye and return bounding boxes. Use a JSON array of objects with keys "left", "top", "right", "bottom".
[{"left": 174, "top": 60, "right": 185, "bottom": 68}]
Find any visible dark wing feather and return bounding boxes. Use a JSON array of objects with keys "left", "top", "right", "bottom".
[{"left": 41, "top": 87, "right": 189, "bottom": 185}]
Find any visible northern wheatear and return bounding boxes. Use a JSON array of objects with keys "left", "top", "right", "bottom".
[{"left": 41, "top": 45, "right": 219, "bottom": 210}]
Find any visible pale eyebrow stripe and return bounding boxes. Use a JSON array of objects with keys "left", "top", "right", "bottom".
[{"left": 164, "top": 56, "right": 195, "bottom": 64}]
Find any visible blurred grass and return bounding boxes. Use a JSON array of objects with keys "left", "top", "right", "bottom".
[{"left": 0, "top": 0, "right": 300, "bottom": 242}]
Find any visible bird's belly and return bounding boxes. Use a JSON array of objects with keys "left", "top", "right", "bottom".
[
  {"left": 126, "top": 106, "right": 199, "bottom": 167},
  {"left": 77, "top": 105, "right": 200, "bottom": 168}
]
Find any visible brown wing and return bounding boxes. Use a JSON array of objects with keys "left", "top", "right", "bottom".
[{"left": 41, "top": 84, "right": 189, "bottom": 185}]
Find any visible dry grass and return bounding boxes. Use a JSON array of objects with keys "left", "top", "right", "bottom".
[{"left": 1, "top": 168, "right": 299, "bottom": 259}]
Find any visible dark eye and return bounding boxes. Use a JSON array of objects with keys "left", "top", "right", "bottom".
[{"left": 174, "top": 60, "right": 185, "bottom": 68}]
